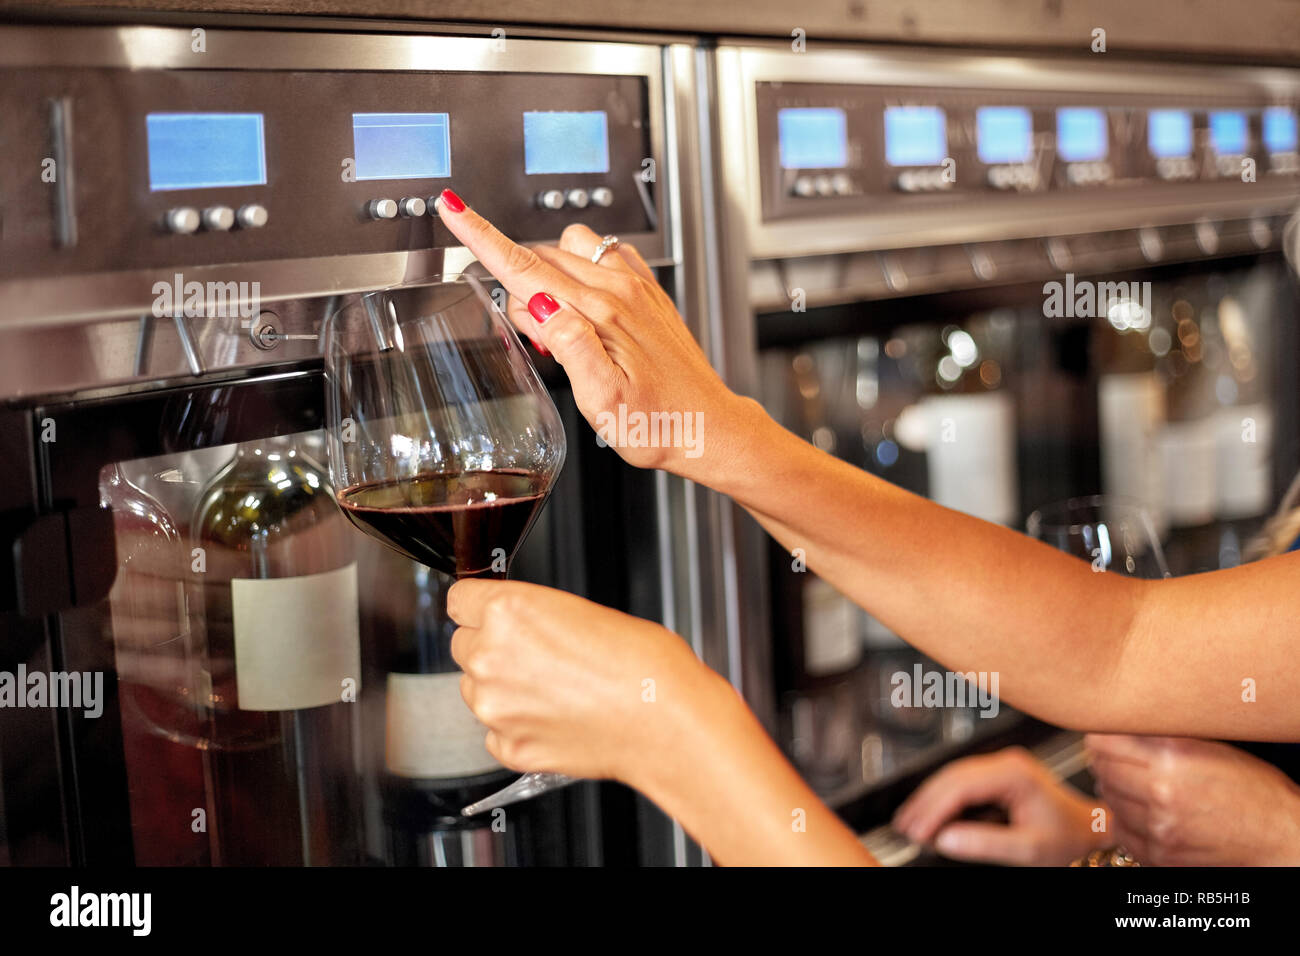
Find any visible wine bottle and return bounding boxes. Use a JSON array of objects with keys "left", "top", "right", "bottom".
[
  {"left": 190, "top": 436, "right": 363, "bottom": 865},
  {"left": 100, "top": 464, "right": 213, "bottom": 865},
  {"left": 356, "top": 540, "right": 518, "bottom": 866}
]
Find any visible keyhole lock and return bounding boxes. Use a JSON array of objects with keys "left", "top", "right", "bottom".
[{"left": 248, "top": 311, "right": 317, "bottom": 350}]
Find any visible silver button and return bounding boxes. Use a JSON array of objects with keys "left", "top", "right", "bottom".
[
  {"left": 565, "top": 188, "right": 590, "bottom": 209},
  {"left": 814, "top": 175, "right": 833, "bottom": 197},
  {"left": 537, "top": 189, "right": 566, "bottom": 210},
  {"left": 237, "top": 204, "right": 268, "bottom": 229},
  {"left": 398, "top": 197, "right": 427, "bottom": 218},
  {"left": 590, "top": 186, "right": 614, "bottom": 207},
  {"left": 792, "top": 176, "right": 816, "bottom": 197},
  {"left": 202, "top": 206, "right": 235, "bottom": 231},
  {"left": 830, "top": 173, "right": 852, "bottom": 196},
  {"left": 165, "top": 207, "right": 200, "bottom": 235},
  {"left": 367, "top": 199, "right": 398, "bottom": 220}
]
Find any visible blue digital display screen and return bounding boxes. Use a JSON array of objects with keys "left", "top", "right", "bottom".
[
  {"left": 884, "top": 107, "right": 948, "bottom": 166},
  {"left": 1056, "top": 108, "right": 1108, "bottom": 162},
  {"left": 1147, "top": 109, "right": 1193, "bottom": 159},
  {"left": 777, "top": 108, "right": 848, "bottom": 170},
  {"left": 352, "top": 113, "right": 451, "bottom": 181},
  {"left": 1210, "top": 111, "right": 1248, "bottom": 155},
  {"left": 523, "top": 111, "right": 610, "bottom": 175},
  {"left": 146, "top": 113, "right": 267, "bottom": 191},
  {"left": 1264, "top": 107, "right": 1298, "bottom": 153},
  {"left": 977, "top": 107, "right": 1032, "bottom": 164}
]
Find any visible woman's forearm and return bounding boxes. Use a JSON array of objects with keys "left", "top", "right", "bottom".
[
  {"left": 701, "top": 396, "right": 1300, "bottom": 740},
  {"left": 630, "top": 668, "right": 877, "bottom": 866}
]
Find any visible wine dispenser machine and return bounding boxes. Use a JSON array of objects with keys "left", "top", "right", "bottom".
[{"left": 0, "top": 23, "right": 721, "bottom": 867}]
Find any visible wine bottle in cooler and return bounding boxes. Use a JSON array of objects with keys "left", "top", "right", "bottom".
[
  {"left": 1211, "top": 292, "right": 1273, "bottom": 525},
  {"left": 191, "top": 436, "right": 364, "bottom": 865},
  {"left": 358, "top": 541, "right": 517, "bottom": 866},
  {"left": 100, "top": 463, "right": 213, "bottom": 865},
  {"left": 917, "top": 321, "right": 1019, "bottom": 528},
  {"left": 765, "top": 348, "right": 867, "bottom": 792},
  {"left": 1096, "top": 307, "right": 1167, "bottom": 534}
]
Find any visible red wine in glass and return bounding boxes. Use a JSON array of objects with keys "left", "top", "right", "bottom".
[{"left": 337, "top": 470, "right": 547, "bottom": 578}]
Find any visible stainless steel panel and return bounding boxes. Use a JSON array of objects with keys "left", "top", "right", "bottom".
[{"left": 716, "top": 43, "right": 1300, "bottom": 260}]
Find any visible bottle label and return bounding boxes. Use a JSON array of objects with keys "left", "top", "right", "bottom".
[
  {"left": 1215, "top": 403, "right": 1273, "bottom": 519},
  {"left": 231, "top": 563, "right": 361, "bottom": 711},
  {"left": 385, "top": 672, "right": 502, "bottom": 779},
  {"left": 920, "top": 392, "right": 1018, "bottom": 526},
  {"left": 802, "top": 576, "right": 863, "bottom": 677},
  {"left": 1099, "top": 372, "right": 1167, "bottom": 532}
]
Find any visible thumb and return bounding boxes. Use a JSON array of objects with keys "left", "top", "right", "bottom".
[
  {"left": 526, "top": 292, "right": 622, "bottom": 403},
  {"left": 933, "top": 822, "right": 1041, "bottom": 865}
]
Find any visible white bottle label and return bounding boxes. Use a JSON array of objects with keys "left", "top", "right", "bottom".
[
  {"left": 231, "top": 563, "right": 361, "bottom": 711},
  {"left": 385, "top": 672, "right": 502, "bottom": 779},
  {"left": 1157, "top": 419, "right": 1217, "bottom": 527},
  {"left": 802, "top": 576, "right": 862, "bottom": 677},
  {"left": 1215, "top": 403, "right": 1273, "bottom": 519},
  {"left": 1099, "top": 372, "right": 1167, "bottom": 533},
  {"left": 920, "top": 392, "right": 1018, "bottom": 526}
]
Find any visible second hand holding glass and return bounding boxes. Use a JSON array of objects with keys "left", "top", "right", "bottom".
[{"left": 324, "top": 273, "right": 573, "bottom": 815}]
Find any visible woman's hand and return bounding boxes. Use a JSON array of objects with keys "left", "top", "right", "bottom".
[
  {"left": 446, "top": 577, "right": 728, "bottom": 785},
  {"left": 1087, "top": 734, "right": 1300, "bottom": 865},
  {"left": 893, "top": 747, "right": 1109, "bottom": 865},
  {"left": 447, "top": 575, "right": 876, "bottom": 865},
  {"left": 434, "top": 189, "right": 760, "bottom": 481}
]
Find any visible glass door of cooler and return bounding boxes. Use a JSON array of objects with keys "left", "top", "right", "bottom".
[
  {"left": 3, "top": 355, "right": 656, "bottom": 865},
  {"left": 755, "top": 254, "right": 1299, "bottom": 822}
]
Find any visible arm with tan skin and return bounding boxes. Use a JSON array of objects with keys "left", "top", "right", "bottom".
[
  {"left": 433, "top": 190, "right": 1300, "bottom": 743},
  {"left": 447, "top": 579, "right": 875, "bottom": 866}
]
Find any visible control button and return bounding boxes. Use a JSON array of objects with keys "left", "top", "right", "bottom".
[
  {"left": 367, "top": 199, "right": 398, "bottom": 220},
  {"left": 897, "top": 170, "right": 919, "bottom": 192},
  {"left": 165, "top": 207, "right": 200, "bottom": 235},
  {"left": 565, "top": 188, "right": 590, "bottom": 209},
  {"left": 237, "top": 204, "right": 269, "bottom": 229},
  {"left": 537, "top": 189, "right": 566, "bottom": 211},
  {"left": 792, "top": 176, "right": 816, "bottom": 197},
  {"left": 1003, "top": 165, "right": 1038, "bottom": 190},
  {"left": 590, "top": 186, "right": 614, "bottom": 208},
  {"left": 1156, "top": 157, "right": 1196, "bottom": 181},
  {"left": 201, "top": 206, "right": 235, "bottom": 232},
  {"left": 830, "top": 173, "right": 852, "bottom": 196},
  {"left": 397, "top": 197, "right": 427, "bottom": 218},
  {"left": 813, "top": 175, "right": 833, "bottom": 197}
]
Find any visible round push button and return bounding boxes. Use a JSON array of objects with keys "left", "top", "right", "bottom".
[
  {"left": 202, "top": 206, "right": 235, "bottom": 231},
  {"left": 165, "top": 207, "right": 200, "bottom": 235},
  {"left": 237, "top": 204, "right": 269, "bottom": 229}
]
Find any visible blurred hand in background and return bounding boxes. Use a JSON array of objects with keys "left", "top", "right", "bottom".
[
  {"left": 892, "top": 746, "right": 1108, "bottom": 866},
  {"left": 1087, "top": 733, "right": 1300, "bottom": 866}
]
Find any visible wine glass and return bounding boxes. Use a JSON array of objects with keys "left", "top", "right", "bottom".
[
  {"left": 323, "top": 273, "right": 572, "bottom": 816},
  {"left": 1027, "top": 494, "right": 1169, "bottom": 866}
]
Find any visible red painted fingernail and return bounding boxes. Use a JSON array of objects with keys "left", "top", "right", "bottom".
[
  {"left": 438, "top": 188, "right": 466, "bottom": 213},
  {"left": 528, "top": 292, "right": 560, "bottom": 323}
]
